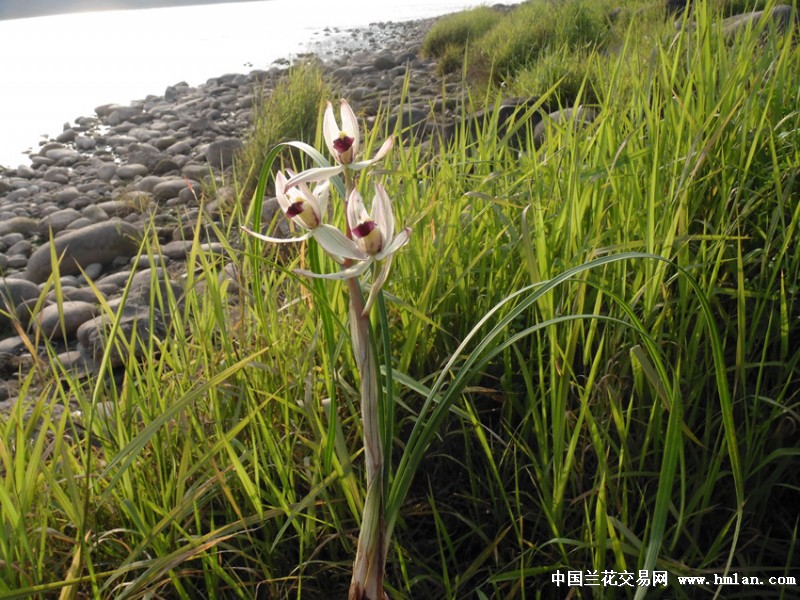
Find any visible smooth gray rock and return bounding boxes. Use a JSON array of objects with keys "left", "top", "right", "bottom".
[
  {"left": 160, "top": 240, "right": 224, "bottom": 260},
  {"left": 116, "top": 163, "right": 150, "bottom": 180},
  {"left": 153, "top": 158, "right": 180, "bottom": 175},
  {"left": 44, "top": 148, "right": 80, "bottom": 163},
  {"left": 6, "top": 239, "right": 32, "bottom": 257},
  {"left": 39, "top": 208, "right": 82, "bottom": 235},
  {"left": 373, "top": 53, "right": 398, "bottom": 70},
  {"left": 0, "top": 335, "right": 27, "bottom": 367},
  {"left": 133, "top": 175, "right": 165, "bottom": 194},
  {"left": 153, "top": 178, "right": 197, "bottom": 201},
  {"left": 56, "top": 128, "right": 77, "bottom": 143},
  {"left": 24, "top": 220, "right": 142, "bottom": 284},
  {"left": 65, "top": 217, "right": 94, "bottom": 231},
  {"left": 1, "top": 278, "right": 41, "bottom": 328},
  {"left": 77, "top": 306, "right": 165, "bottom": 367},
  {"left": 204, "top": 138, "right": 243, "bottom": 169},
  {"left": 721, "top": 5, "right": 797, "bottom": 36},
  {"left": 127, "top": 143, "right": 162, "bottom": 169},
  {"left": 34, "top": 300, "right": 98, "bottom": 340},
  {"left": 1, "top": 278, "right": 40, "bottom": 311},
  {"left": 15, "top": 164, "right": 36, "bottom": 179},
  {"left": 5, "top": 255, "right": 27, "bottom": 269},
  {"left": 96, "top": 163, "right": 118, "bottom": 181},
  {"left": 43, "top": 167, "right": 70, "bottom": 184},
  {"left": 4, "top": 188, "right": 32, "bottom": 203},
  {"left": 127, "top": 268, "right": 183, "bottom": 306},
  {"left": 105, "top": 135, "right": 137, "bottom": 147},
  {"left": 1, "top": 233, "right": 25, "bottom": 246},
  {"left": 75, "top": 135, "right": 97, "bottom": 150},
  {"left": 153, "top": 135, "right": 178, "bottom": 150},
  {"left": 54, "top": 349, "right": 95, "bottom": 375},
  {"left": 95, "top": 198, "right": 147, "bottom": 217},
  {"left": 105, "top": 104, "right": 143, "bottom": 125},
  {"left": 48, "top": 285, "right": 108, "bottom": 304},
  {"left": 387, "top": 106, "right": 429, "bottom": 138},
  {"left": 53, "top": 186, "right": 81, "bottom": 205},
  {"left": 0, "top": 217, "right": 38, "bottom": 237},
  {"left": 181, "top": 163, "right": 212, "bottom": 181},
  {"left": 81, "top": 204, "right": 109, "bottom": 222}
]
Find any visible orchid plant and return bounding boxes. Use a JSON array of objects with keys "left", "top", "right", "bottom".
[{"left": 244, "top": 99, "right": 409, "bottom": 600}]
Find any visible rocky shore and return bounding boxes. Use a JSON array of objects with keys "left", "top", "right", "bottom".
[{"left": 0, "top": 13, "right": 501, "bottom": 418}]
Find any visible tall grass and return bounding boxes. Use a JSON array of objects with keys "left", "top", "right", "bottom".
[
  {"left": 236, "top": 61, "right": 330, "bottom": 198},
  {"left": 1, "top": 0, "right": 799, "bottom": 598},
  {"left": 420, "top": 6, "right": 503, "bottom": 60}
]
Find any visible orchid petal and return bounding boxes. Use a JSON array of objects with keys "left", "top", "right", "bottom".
[
  {"left": 373, "top": 137, "right": 394, "bottom": 162},
  {"left": 362, "top": 255, "right": 393, "bottom": 316},
  {"left": 295, "top": 177, "right": 328, "bottom": 221},
  {"left": 376, "top": 227, "right": 411, "bottom": 260},
  {"left": 286, "top": 165, "right": 344, "bottom": 189},
  {"left": 323, "top": 101, "right": 338, "bottom": 158},
  {"left": 274, "top": 172, "right": 292, "bottom": 213},
  {"left": 295, "top": 259, "right": 372, "bottom": 280},
  {"left": 241, "top": 226, "right": 312, "bottom": 244},
  {"left": 313, "top": 179, "right": 330, "bottom": 217},
  {"left": 347, "top": 189, "right": 371, "bottom": 231},
  {"left": 313, "top": 224, "right": 369, "bottom": 261},
  {"left": 348, "top": 138, "right": 394, "bottom": 171},
  {"left": 371, "top": 183, "right": 393, "bottom": 240},
  {"left": 340, "top": 99, "right": 360, "bottom": 155}
]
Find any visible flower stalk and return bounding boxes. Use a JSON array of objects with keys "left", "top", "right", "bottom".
[{"left": 346, "top": 275, "right": 388, "bottom": 600}]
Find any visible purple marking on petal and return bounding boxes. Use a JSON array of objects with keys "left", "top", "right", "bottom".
[
  {"left": 286, "top": 201, "right": 304, "bottom": 218},
  {"left": 352, "top": 220, "right": 377, "bottom": 239},
  {"left": 333, "top": 134, "right": 354, "bottom": 153}
]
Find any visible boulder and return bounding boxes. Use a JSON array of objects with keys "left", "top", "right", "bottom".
[
  {"left": 533, "top": 106, "right": 598, "bottom": 148},
  {"left": 77, "top": 306, "right": 166, "bottom": 367},
  {"left": 204, "top": 138, "right": 243, "bottom": 170},
  {"left": 23, "top": 220, "right": 142, "bottom": 284},
  {"left": 153, "top": 178, "right": 198, "bottom": 201},
  {"left": 1, "top": 278, "right": 41, "bottom": 326},
  {"left": 459, "top": 97, "right": 544, "bottom": 148},
  {"left": 0, "top": 217, "right": 38, "bottom": 237},
  {"left": 34, "top": 300, "right": 98, "bottom": 340},
  {"left": 38, "top": 208, "right": 82, "bottom": 235},
  {"left": 721, "top": 5, "right": 798, "bottom": 37}
]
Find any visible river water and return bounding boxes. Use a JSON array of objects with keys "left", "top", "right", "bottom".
[{"left": 0, "top": 0, "right": 524, "bottom": 167}]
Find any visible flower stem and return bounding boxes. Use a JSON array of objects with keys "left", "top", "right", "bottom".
[{"left": 345, "top": 234, "right": 388, "bottom": 598}]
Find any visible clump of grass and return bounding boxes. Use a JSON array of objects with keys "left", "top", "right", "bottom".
[
  {"left": 436, "top": 42, "right": 467, "bottom": 76},
  {"left": 421, "top": 6, "right": 503, "bottom": 60},
  {"left": 466, "top": 0, "right": 617, "bottom": 87},
  {"left": 509, "top": 45, "right": 603, "bottom": 106},
  {"left": 236, "top": 60, "right": 329, "bottom": 198}
]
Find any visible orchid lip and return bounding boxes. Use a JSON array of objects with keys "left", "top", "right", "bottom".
[
  {"left": 286, "top": 201, "right": 304, "bottom": 219},
  {"left": 333, "top": 134, "right": 354, "bottom": 153},
  {"left": 352, "top": 220, "right": 377, "bottom": 239}
]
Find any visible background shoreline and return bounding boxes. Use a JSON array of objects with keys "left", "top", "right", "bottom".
[
  {"left": 0, "top": 0, "right": 266, "bottom": 21},
  {"left": 0, "top": 0, "right": 521, "bottom": 167}
]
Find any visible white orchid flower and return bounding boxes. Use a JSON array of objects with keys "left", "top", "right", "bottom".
[
  {"left": 241, "top": 170, "right": 349, "bottom": 262},
  {"left": 296, "top": 183, "right": 411, "bottom": 315},
  {"left": 285, "top": 99, "right": 394, "bottom": 189}
]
